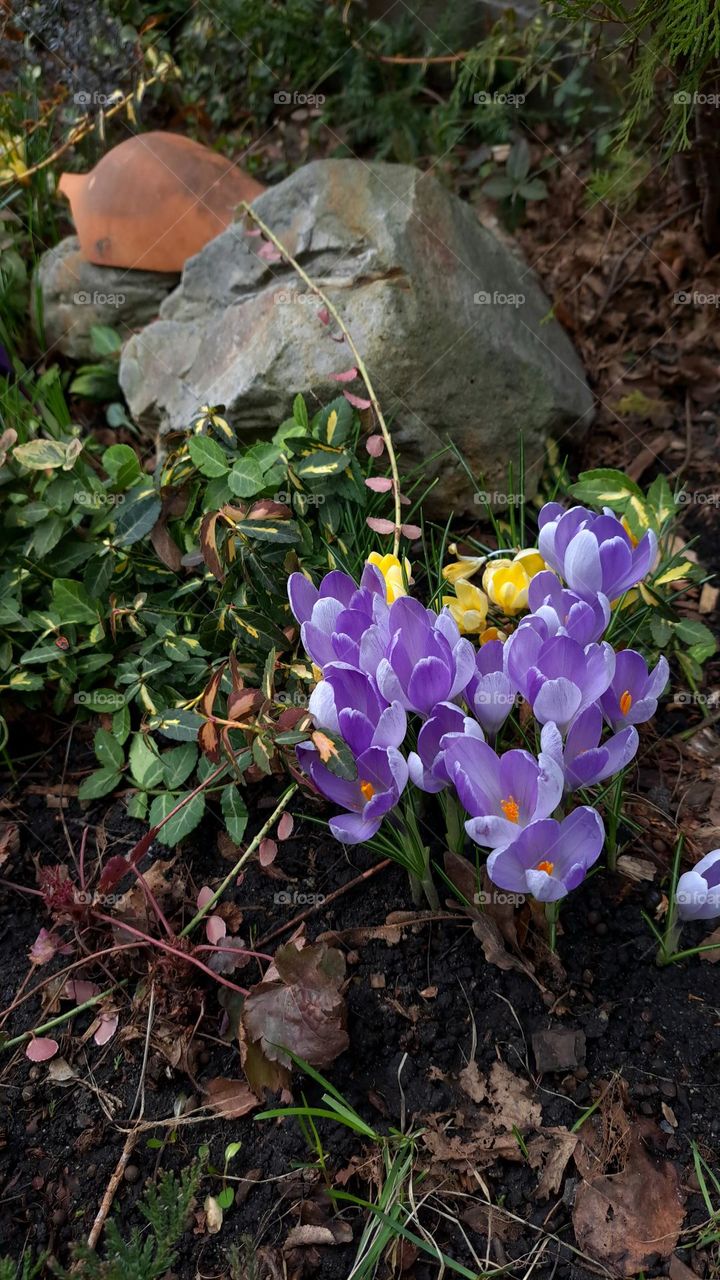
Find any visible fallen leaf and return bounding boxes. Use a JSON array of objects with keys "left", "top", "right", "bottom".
[
  {"left": 488, "top": 1061, "right": 542, "bottom": 1132},
  {"left": 29, "top": 928, "right": 58, "bottom": 966},
  {"left": 284, "top": 1224, "right": 352, "bottom": 1249},
  {"left": 573, "top": 1108, "right": 685, "bottom": 1275},
  {"left": 527, "top": 1128, "right": 578, "bottom": 1200},
  {"left": 204, "top": 1194, "right": 223, "bottom": 1234},
  {"left": 205, "top": 1077, "right": 259, "bottom": 1119},
  {"left": 458, "top": 1059, "right": 486, "bottom": 1104},
  {"left": 699, "top": 926, "right": 720, "bottom": 962}
]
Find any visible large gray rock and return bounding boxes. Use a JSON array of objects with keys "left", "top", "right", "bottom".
[
  {"left": 34, "top": 237, "right": 179, "bottom": 361},
  {"left": 120, "top": 160, "right": 592, "bottom": 514}
]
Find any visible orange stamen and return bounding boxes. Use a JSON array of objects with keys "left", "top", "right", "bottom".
[
  {"left": 619, "top": 689, "right": 633, "bottom": 716},
  {"left": 360, "top": 780, "right": 375, "bottom": 802},
  {"left": 536, "top": 860, "right": 555, "bottom": 876},
  {"left": 500, "top": 795, "right": 520, "bottom": 822}
]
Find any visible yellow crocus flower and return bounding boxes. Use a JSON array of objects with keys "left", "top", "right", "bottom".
[
  {"left": 442, "top": 556, "right": 484, "bottom": 585},
  {"left": 483, "top": 548, "right": 545, "bottom": 616},
  {"left": 442, "top": 578, "right": 489, "bottom": 635},
  {"left": 367, "top": 552, "right": 412, "bottom": 604}
]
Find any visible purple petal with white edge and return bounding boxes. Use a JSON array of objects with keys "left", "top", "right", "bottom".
[
  {"left": 676, "top": 869, "right": 720, "bottom": 921},
  {"left": 499, "top": 750, "right": 540, "bottom": 822},
  {"left": 376, "top": 657, "right": 408, "bottom": 708},
  {"left": 300, "top": 621, "right": 337, "bottom": 669},
  {"left": 407, "top": 655, "right": 452, "bottom": 713},
  {"left": 466, "top": 813, "right": 525, "bottom": 849},
  {"left": 288, "top": 572, "right": 319, "bottom": 624},
  {"left": 360, "top": 562, "right": 389, "bottom": 599},
  {"left": 564, "top": 528, "right": 604, "bottom": 598},
  {"left": 525, "top": 866, "right": 573, "bottom": 902},
  {"left": 308, "top": 680, "right": 339, "bottom": 734},
  {"left": 582, "top": 642, "right": 616, "bottom": 705},
  {"left": 540, "top": 721, "right": 564, "bottom": 770},
  {"left": 330, "top": 812, "right": 382, "bottom": 844},
  {"left": 386, "top": 746, "right": 409, "bottom": 796},
  {"left": 373, "top": 701, "right": 407, "bottom": 749},
  {"left": 486, "top": 834, "right": 542, "bottom": 892},
  {"left": 444, "top": 737, "right": 501, "bottom": 814},
  {"left": 565, "top": 746, "right": 612, "bottom": 790},
  {"left": 550, "top": 806, "right": 605, "bottom": 879},
  {"left": 435, "top": 609, "right": 462, "bottom": 646},
  {"left": 646, "top": 654, "right": 670, "bottom": 700},
  {"left": 535, "top": 751, "right": 565, "bottom": 815},
  {"left": 448, "top": 636, "right": 477, "bottom": 698},
  {"left": 693, "top": 848, "right": 720, "bottom": 886},
  {"left": 532, "top": 677, "right": 582, "bottom": 729},
  {"left": 337, "top": 708, "right": 375, "bottom": 756},
  {"left": 408, "top": 751, "right": 446, "bottom": 793},
  {"left": 472, "top": 671, "right": 515, "bottom": 734}
]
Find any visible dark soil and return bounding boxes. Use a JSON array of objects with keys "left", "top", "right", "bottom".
[{"left": 1, "top": 723, "right": 720, "bottom": 1278}]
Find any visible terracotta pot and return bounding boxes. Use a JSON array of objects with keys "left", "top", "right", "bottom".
[{"left": 59, "top": 131, "right": 266, "bottom": 273}]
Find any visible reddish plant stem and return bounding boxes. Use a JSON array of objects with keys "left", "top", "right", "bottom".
[{"left": 92, "top": 913, "right": 250, "bottom": 996}]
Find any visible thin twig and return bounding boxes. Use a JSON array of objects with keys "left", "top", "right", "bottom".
[
  {"left": 240, "top": 202, "right": 403, "bottom": 557},
  {"left": 87, "top": 1129, "right": 139, "bottom": 1250},
  {"left": 257, "top": 857, "right": 392, "bottom": 946}
]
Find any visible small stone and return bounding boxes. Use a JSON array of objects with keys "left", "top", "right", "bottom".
[
  {"left": 641, "top": 1100, "right": 654, "bottom": 1116},
  {"left": 582, "top": 970, "right": 594, "bottom": 986},
  {"left": 660, "top": 1080, "right": 677, "bottom": 1099},
  {"left": 532, "top": 1027, "right": 586, "bottom": 1074},
  {"left": 124, "top": 1165, "right": 141, "bottom": 1184},
  {"left": 21, "top": 1087, "right": 35, "bottom": 1102},
  {"left": 575, "top": 1066, "right": 589, "bottom": 1081},
  {"left": 595, "top": 922, "right": 608, "bottom": 937},
  {"left": 587, "top": 911, "right": 601, "bottom": 926}
]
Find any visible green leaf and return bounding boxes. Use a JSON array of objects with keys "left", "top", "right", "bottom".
[
  {"left": 52, "top": 579, "right": 99, "bottom": 625},
  {"left": 89, "top": 324, "right": 122, "bottom": 357},
  {"left": 294, "top": 449, "right": 351, "bottom": 479},
  {"left": 78, "top": 767, "right": 123, "bottom": 801},
  {"left": 126, "top": 792, "right": 148, "bottom": 821},
  {"left": 189, "top": 435, "right": 230, "bottom": 478},
  {"left": 647, "top": 473, "right": 676, "bottom": 525},
  {"left": 506, "top": 137, "right": 530, "bottom": 181},
  {"left": 32, "top": 516, "right": 65, "bottom": 558},
  {"left": 161, "top": 743, "right": 198, "bottom": 788},
  {"left": 103, "top": 444, "right": 142, "bottom": 489},
  {"left": 676, "top": 618, "right": 717, "bottom": 664},
  {"left": 519, "top": 178, "right": 547, "bottom": 201},
  {"left": 114, "top": 484, "right": 162, "bottom": 546},
  {"left": 228, "top": 457, "right": 265, "bottom": 498},
  {"left": 69, "top": 364, "right": 120, "bottom": 401},
  {"left": 217, "top": 1187, "right": 234, "bottom": 1210},
  {"left": 129, "top": 733, "right": 165, "bottom": 788},
  {"left": 150, "top": 790, "right": 206, "bottom": 845},
  {"left": 149, "top": 709, "right": 204, "bottom": 742},
  {"left": 13, "top": 439, "right": 74, "bottom": 470},
  {"left": 293, "top": 394, "right": 309, "bottom": 430},
  {"left": 311, "top": 729, "right": 357, "bottom": 781},
  {"left": 482, "top": 175, "right": 516, "bottom": 199},
  {"left": 232, "top": 519, "right": 300, "bottom": 545},
  {"left": 94, "top": 728, "right": 125, "bottom": 771},
  {"left": 112, "top": 704, "right": 131, "bottom": 745},
  {"left": 7, "top": 670, "right": 45, "bottom": 691},
  {"left": 221, "top": 785, "right": 248, "bottom": 843},
  {"left": 315, "top": 396, "right": 353, "bottom": 447},
  {"left": 568, "top": 468, "right": 643, "bottom": 508}
]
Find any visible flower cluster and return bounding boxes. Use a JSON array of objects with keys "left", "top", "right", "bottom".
[{"left": 288, "top": 503, "right": 668, "bottom": 909}]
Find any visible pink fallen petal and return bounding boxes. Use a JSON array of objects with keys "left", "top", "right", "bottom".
[
  {"left": 26, "top": 1038, "right": 58, "bottom": 1062},
  {"left": 343, "top": 390, "right": 372, "bottom": 410},
  {"left": 277, "top": 813, "right": 294, "bottom": 841},
  {"left": 366, "top": 435, "right": 385, "bottom": 457},
  {"left": 328, "top": 367, "right": 358, "bottom": 383},
  {"left": 259, "top": 837, "right": 278, "bottom": 867},
  {"left": 29, "top": 928, "right": 57, "bottom": 966},
  {"left": 64, "top": 979, "right": 99, "bottom": 1003},
  {"left": 366, "top": 517, "right": 396, "bottom": 536},
  {"left": 197, "top": 885, "right": 214, "bottom": 911},
  {"left": 317, "top": 306, "right": 330, "bottom": 325},
  {"left": 206, "top": 915, "right": 227, "bottom": 945},
  {"left": 244, "top": 227, "right": 262, "bottom": 237},
  {"left": 401, "top": 523, "right": 422, "bottom": 540},
  {"left": 258, "top": 241, "right": 282, "bottom": 262},
  {"left": 400, "top": 493, "right": 411, "bottom": 506},
  {"left": 365, "top": 476, "right": 393, "bottom": 493},
  {"left": 94, "top": 1014, "right": 118, "bottom": 1046}
]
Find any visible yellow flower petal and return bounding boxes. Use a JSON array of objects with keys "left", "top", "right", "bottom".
[
  {"left": 442, "top": 557, "right": 484, "bottom": 584},
  {"left": 367, "top": 552, "right": 412, "bottom": 603}
]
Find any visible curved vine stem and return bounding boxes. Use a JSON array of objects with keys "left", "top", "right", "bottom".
[{"left": 240, "top": 202, "right": 403, "bottom": 558}]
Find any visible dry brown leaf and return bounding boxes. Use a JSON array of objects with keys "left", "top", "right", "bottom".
[
  {"left": 527, "top": 1127, "right": 578, "bottom": 1201},
  {"left": 460, "top": 1202, "right": 524, "bottom": 1243},
  {"left": 487, "top": 1061, "right": 542, "bottom": 1132},
  {"left": 284, "top": 1223, "right": 352, "bottom": 1249},
  {"left": 205, "top": 1077, "right": 259, "bottom": 1119},
  {"left": 573, "top": 1114, "right": 685, "bottom": 1275},
  {"left": 458, "top": 1060, "right": 486, "bottom": 1104}
]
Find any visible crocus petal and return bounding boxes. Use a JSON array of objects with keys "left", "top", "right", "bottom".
[
  {"left": 329, "top": 812, "right": 382, "bottom": 844},
  {"left": 288, "top": 572, "right": 319, "bottom": 624},
  {"left": 532, "top": 677, "right": 582, "bottom": 729}
]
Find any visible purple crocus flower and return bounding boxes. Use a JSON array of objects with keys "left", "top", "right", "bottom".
[
  {"left": 408, "top": 701, "right": 484, "bottom": 793},
  {"left": 600, "top": 649, "right": 669, "bottom": 730},
  {"left": 443, "top": 736, "right": 564, "bottom": 849},
  {"left": 487, "top": 807, "right": 605, "bottom": 902},
  {"left": 465, "top": 640, "right": 517, "bottom": 736},
  {"left": 538, "top": 502, "right": 657, "bottom": 603},
  {"left": 676, "top": 849, "right": 720, "bottom": 921},
  {"left": 298, "top": 743, "right": 408, "bottom": 844},
  {"left": 288, "top": 564, "right": 388, "bottom": 670},
  {"left": 376, "top": 597, "right": 475, "bottom": 717},
  {"left": 505, "top": 628, "right": 615, "bottom": 733},
  {"left": 308, "top": 664, "right": 406, "bottom": 755},
  {"left": 527, "top": 570, "right": 610, "bottom": 645},
  {"left": 541, "top": 708, "right": 638, "bottom": 792}
]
